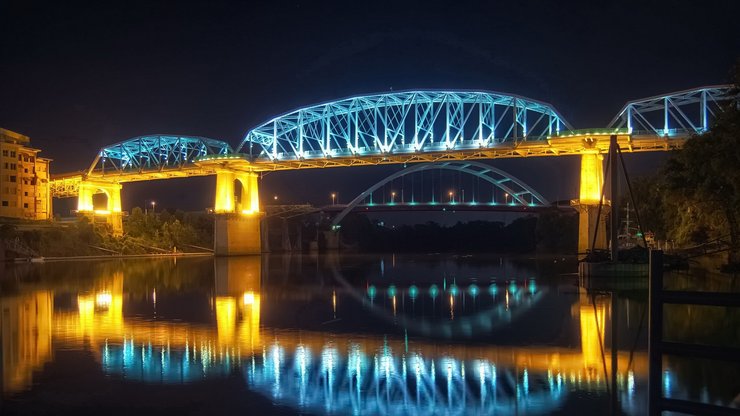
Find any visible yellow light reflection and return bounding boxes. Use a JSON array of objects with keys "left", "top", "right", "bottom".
[
  {"left": 0, "top": 291, "right": 53, "bottom": 394},
  {"left": 215, "top": 296, "right": 237, "bottom": 345},
  {"left": 95, "top": 292, "right": 112, "bottom": 309},
  {"left": 243, "top": 292, "right": 255, "bottom": 305},
  {"left": 579, "top": 297, "right": 606, "bottom": 371}
]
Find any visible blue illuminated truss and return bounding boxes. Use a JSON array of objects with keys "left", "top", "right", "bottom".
[
  {"left": 608, "top": 85, "right": 735, "bottom": 137},
  {"left": 238, "top": 91, "right": 571, "bottom": 161},
  {"left": 88, "top": 134, "right": 233, "bottom": 175},
  {"left": 331, "top": 161, "right": 549, "bottom": 226}
]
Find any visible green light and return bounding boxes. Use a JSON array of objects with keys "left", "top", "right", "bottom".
[
  {"left": 429, "top": 284, "right": 439, "bottom": 298},
  {"left": 367, "top": 285, "right": 377, "bottom": 300},
  {"left": 528, "top": 279, "right": 536, "bottom": 295},
  {"left": 409, "top": 285, "right": 419, "bottom": 300},
  {"left": 468, "top": 284, "right": 479, "bottom": 297},
  {"left": 449, "top": 284, "right": 459, "bottom": 296},
  {"left": 488, "top": 283, "right": 498, "bottom": 296},
  {"left": 388, "top": 285, "right": 397, "bottom": 298}
]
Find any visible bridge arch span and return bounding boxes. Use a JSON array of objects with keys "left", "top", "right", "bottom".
[
  {"left": 89, "top": 134, "right": 233, "bottom": 175},
  {"left": 238, "top": 90, "right": 572, "bottom": 161},
  {"left": 331, "top": 161, "right": 549, "bottom": 226}
]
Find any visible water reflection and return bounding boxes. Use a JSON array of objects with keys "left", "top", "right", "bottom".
[{"left": 0, "top": 255, "right": 657, "bottom": 415}]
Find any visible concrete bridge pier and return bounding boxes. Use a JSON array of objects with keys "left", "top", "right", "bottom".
[
  {"left": 572, "top": 150, "right": 609, "bottom": 256},
  {"left": 212, "top": 169, "right": 263, "bottom": 256},
  {"left": 323, "top": 230, "right": 340, "bottom": 250},
  {"left": 77, "top": 180, "right": 123, "bottom": 236}
]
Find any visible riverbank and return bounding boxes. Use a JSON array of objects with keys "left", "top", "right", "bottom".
[{"left": 12, "top": 251, "right": 214, "bottom": 263}]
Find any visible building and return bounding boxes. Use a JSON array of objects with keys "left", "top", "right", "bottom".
[{"left": 0, "top": 128, "right": 52, "bottom": 220}]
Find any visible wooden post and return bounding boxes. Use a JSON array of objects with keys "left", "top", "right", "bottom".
[
  {"left": 611, "top": 291, "right": 618, "bottom": 413},
  {"left": 610, "top": 134, "right": 619, "bottom": 262},
  {"left": 648, "top": 249, "right": 664, "bottom": 415}
]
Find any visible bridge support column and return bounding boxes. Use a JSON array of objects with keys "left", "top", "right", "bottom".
[
  {"left": 77, "top": 181, "right": 123, "bottom": 236},
  {"left": 322, "top": 230, "right": 340, "bottom": 250},
  {"left": 213, "top": 170, "right": 262, "bottom": 255},
  {"left": 572, "top": 151, "right": 609, "bottom": 256}
]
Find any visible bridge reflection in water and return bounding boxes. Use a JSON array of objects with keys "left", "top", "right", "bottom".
[{"left": 1, "top": 257, "right": 647, "bottom": 415}]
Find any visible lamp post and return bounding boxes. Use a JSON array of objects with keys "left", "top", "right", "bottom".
[
  {"left": 151, "top": 200, "right": 156, "bottom": 213},
  {"left": 391, "top": 191, "right": 396, "bottom": 204},
  {"left": 504, "top": 193, "right": 509, "bottom": 204},
  {"left": 449, "top": 191, "right": 454, "bottom": 203},
  {"left": 331, "top": 193, "right": 336, "bottom": 205}
]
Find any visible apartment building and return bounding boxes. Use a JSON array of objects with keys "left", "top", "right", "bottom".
[{"left": 0, "top": 128, "right": 52, "bottom": 220}]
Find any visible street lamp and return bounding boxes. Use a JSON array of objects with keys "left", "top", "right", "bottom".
[
  {"left": 151, "top": 200, "right": 156, "bottom": 213},
  {"left": 273, "top": 195, "right": 278, "bottom": 201},
  {"left": 391, "top": 191, "right": 396, "bottom": 204},
  {"left": 449, "top": 191, "right": 454, "bottom": 203},
  {"left": 504, "top": 193, "right": 509, "bottom": 204},
  {"left": 331, "top": 193, "right": 336, "bottom": 205}
]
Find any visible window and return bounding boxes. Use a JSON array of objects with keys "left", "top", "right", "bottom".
[
  {"left": 30, "top": 157, "right": 34, "bottom": 163},
  {"left": 1, "top": 201, "right": 7, "bottom": 207},
  {"left": 10, "top": 151, "right": 15, "bottom": 157},
  {"left": 1, "top": 150, "right": 7, "bottom": 156},
  {"left": 24, "top": 168, "right": 28, "bottom": 173},
  {"left": 24, "top": 191, "right": 28, "bottom": 196},
  {"left": 9, "top": 176, "right": 16, "bottom": 182},
  {"left": 23, "top": 203, "right": 28, "bottom": 209},
  {"left": 10, "top": 163, "right": 16, "bottom": 170}
]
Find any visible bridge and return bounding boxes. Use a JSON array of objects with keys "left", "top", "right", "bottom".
[
  {"left": 2, "top": 257, "right": 649, "bottom": 415},
  {"left": 49, "top": 86, "right": 735, "bottom": 254}
]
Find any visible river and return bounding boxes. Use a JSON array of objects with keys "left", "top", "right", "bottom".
[{"left": 0, "top": 253, "right": 737, "bottom": 415}]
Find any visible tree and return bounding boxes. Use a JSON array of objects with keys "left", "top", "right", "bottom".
[{"left": 661, "top": 66, "right": 740, "bottom": 264}]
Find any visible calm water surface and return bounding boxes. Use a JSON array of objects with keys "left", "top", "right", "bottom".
[{"left": 1, "top": 253, "right": 738, "bottom": 415}]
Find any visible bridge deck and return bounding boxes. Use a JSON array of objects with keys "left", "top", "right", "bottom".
[{"left": 49, "top": 133, "right": 683, "bottom": 198}]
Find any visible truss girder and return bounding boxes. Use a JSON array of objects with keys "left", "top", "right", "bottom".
[
  {"left": 608, "top": 85, "right": 735, "bottom": 136},
  {"left": 331, "top": 161, "right": 549, "bottom": 226},
  {"left": 88, "top": 135, "right": 233, "bottom": 176},
  {"left": 238, "top": 91, "right": 571, "bottom": 162}
]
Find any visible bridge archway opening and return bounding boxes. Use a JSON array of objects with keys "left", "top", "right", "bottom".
[
  {"left": 91, "top": 189, "right": 110, "bottom": 212},
  {"left": 331, "top": 161, "right": 549, "bottom": 227},
  {"left": 232, "top": 178, "right": 245, "bottom": 211}
]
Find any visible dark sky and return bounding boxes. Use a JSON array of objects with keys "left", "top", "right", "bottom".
[{"left": 1, "top": 0, "right": 738, "bottom": 215}]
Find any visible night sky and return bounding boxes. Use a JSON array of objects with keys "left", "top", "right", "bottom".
[{"left": 1, "top": 0, "right": 738, "bottom": 216}]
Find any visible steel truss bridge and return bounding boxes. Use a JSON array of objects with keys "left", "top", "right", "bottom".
[{"left": 50, "top": 85, "right": 735, "bottom": 198}]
